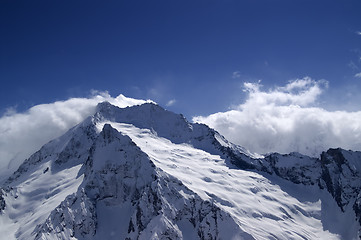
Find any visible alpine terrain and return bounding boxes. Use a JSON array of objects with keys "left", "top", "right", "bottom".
[{"left": 1, "top": 101, "right": 360, "bottom": 239}]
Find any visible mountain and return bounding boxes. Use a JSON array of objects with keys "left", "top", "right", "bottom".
[{"left": 0, "top": 102, "right": 360, "bottom": 239}]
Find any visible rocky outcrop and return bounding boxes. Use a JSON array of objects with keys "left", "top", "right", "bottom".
[
  {"left": 34, "top": 189, "right": 97, "bottom": 239},
  {"left": 0, "top": 189, "right": 5, "bottom": 213},
  {"left": 254, "top": 147, "right": 361, "bottom": 235},
  {"left": 318, "top": 148, "right": 361, "bottom": 211},
  {"left": 259, "top": 152, "right": 321, "bottom": 185}
]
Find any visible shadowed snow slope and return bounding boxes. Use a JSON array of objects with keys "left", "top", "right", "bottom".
[{"left": 0, "top": 102, "right": 360, "bottom": 239}]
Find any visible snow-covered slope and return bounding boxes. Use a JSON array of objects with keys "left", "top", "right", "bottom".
[
  {"left": 0, "top": 117, "right": 97, "bottom": 239},
  {"left": 1, "top": 102, "right": 360, "bottom": 239}
]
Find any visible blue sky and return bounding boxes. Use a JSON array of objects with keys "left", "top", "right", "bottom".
[
  {"left": 2, "top": 0, "right": 361, "bottom": 175},
  {"left": 1, "top": 0, "right": 361, "bottom": 118}
]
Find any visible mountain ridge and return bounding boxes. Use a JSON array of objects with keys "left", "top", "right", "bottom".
[{"left": 1, "top": 101, "right": 360, "bottom": 239}]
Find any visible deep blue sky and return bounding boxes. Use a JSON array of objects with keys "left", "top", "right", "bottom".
[{"left": 1, "top": 0, "right": 361, "bottom": 117}]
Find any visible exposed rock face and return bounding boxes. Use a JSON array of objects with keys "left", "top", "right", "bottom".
[
  {"left": 258, "top": 152, "right": 321, "bottom": 185},
  {"left": 354, "top": 193, "right": 361, "bottom": 238},
  {"left": 250, "top": 148, "right": 361, "bottom": 236},
  {"left": 34, "top": 189, "right": 97, "bottom": 239},
  {"left": 319, "top": 148, "right": 361, "bottom": 211},
  {"left": 0, "top": 190, "right": 5, "bottom": 213}
]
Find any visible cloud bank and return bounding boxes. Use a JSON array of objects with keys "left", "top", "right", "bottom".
[
  {"left": 193, "top": 77, "right": 361, "bottom": 157},
  {"left": 0, "top": 92, "right": 150, "bottom": 180}
]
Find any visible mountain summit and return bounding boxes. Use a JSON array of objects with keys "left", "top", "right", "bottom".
[{"left": 1, "top": 102, "right": 360, "bottom": 239}]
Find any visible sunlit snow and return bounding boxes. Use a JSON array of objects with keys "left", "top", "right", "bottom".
[{"left": 97, "top": 121, "right": 344, "bottom": 239}]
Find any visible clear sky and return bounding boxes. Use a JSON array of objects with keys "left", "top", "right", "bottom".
[{"left": 1, "top": 0, "right": 361, "bottom": 118}]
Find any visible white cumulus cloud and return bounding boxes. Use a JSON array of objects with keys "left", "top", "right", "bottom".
[
  {"left": 0, "top": 92, "right": 150, "bottom": 180},
  {"left": 193, "top": 77, "right": 361, "bottom": 157},
  {"left": 355, "top": 72, "right": 361, "bottom": 78}
]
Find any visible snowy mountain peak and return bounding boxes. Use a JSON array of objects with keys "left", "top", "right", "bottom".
[
  {"left": 94, "top": 102, "right": 193, "bottom": 143},
  {"left": 94, "top": 101, "right": 260, "bottom": 163},
  {"left": 1, "top": 102, "right": 361, "bottom": 239},
  {"left": 34, "top": 122, "right": 245, "bottom": 239}
]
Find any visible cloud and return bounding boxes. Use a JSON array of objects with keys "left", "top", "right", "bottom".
[
  {"left": 166, "top": 99, "right": 176, "bottom": 107},
  {"left": 3, "top": 106, "right": 18, "bottom": 116},
  {"left": 232, "top": 71, "right": 241, "bottom": 79},
  {"left": 355, "top": 73, "right": 361, "bottom": 78},
  {"left": 0, "top": 92, "right": 150, "bottom": 180},
  {"left": 193, "top": 77, "right": 361, "bottom": 157},
  {"left": 356, "top": 31, "right": 361, "bottom": 35},
  {"left": 348, "top": 61, "right": 359, "bottom": 70}
]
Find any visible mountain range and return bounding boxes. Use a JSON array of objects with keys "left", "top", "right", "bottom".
[{"left": 0, "top": 101, "right": 360, "bottom": 239}]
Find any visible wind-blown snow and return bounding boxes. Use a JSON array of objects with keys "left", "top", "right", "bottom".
[{"left": 193, "top": 77, "right": 361, "bottom": 157}]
